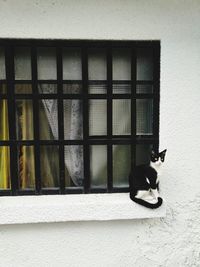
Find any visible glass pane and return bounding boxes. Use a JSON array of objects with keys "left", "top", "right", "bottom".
[
  {"left": 38, "top": 84, "right": 57, "bottom": 94},
  {"left": 88, "top": 48, "right": 106, "bottom": 80},
  {"left": 0, "top": 100, "right": 9, "bottom": 140},
  {"left": 63, "top": 83, "right": 82, "bottom": 94},
  {"left": 113, "top": 49, "right": 131, "bottom": 80},
  {"left": 89, "top": 100, "right": 107, "bottom": 135},
  {"left": 0, "top": 84, "right": 6, "bottom": 94},
  {"left": 14, "top": 47, "right": 31, "bottom": 80},
  {"left": 15, "top": 84, "right": 32, "bottom": 94},
  {"left": 16, "top": 100, "right": 33, "bottom": 140},
  {"left": 63, "top": 48, "right": 82, "bottom": 80},
  {"left": 18, "top": 146, "right": 35, "bottom": 189},
  {"left": 136, "top": 84, "right": 153, "bottom": 94},
  {"left": 39, "top": 99, "right": 58, "bottom": 140},
  {"left": 64, "top": 100, "right": 83, "bottom": 140},
  {"left": 40, "top": 145, "right": 59, "bottom": 188},
  {"left": 37, "top": 47, "right": 57, "bottom": 80},
  {"left": 113, "top": 145, "right": 131, "bottom": 187},
  {"left": 90, "top": 145, "right": 107, "bottom": 187},
  {"left": 89, "top": 81, "right": 107, "bottom": 94},
  {"left": 113, "top": 81, "right": 131, "bottom": 94},
  {"left": 0, "top": 47, "right": 6, "bottom": 80},
  {"left": 113, "top": 99, "right": 131, "bottom": 135},
  {"left": 137, "top": 48, "right": 153, "bottom": 81},
  {"left": 136, "top": 99, "right": 153, "bottom": 135},
  {"left": 65, "top": 145, "right": 84, "bottom": 187},
  {"left": 136, "top": 144, "right": 152, "bottom": 165},
  {"left": 0, "top": 146, "right": 11, "bottom": 189}
]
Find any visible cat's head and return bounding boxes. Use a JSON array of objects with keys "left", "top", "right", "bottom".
[{"left": 150, "top": 149, "right": 167, "bottom": 166}]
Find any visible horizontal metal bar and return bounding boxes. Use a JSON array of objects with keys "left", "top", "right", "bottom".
[
  {"left": 0, "top": 190, "right": 12, "bottom": 196},
  {"left": 0, "top": 137, "right": 157, "bottom": 146},
  {"left": 0, "top": 38, "right": 160, "bottom": 48}
]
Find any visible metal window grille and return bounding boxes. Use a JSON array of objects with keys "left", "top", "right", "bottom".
[{"left": 0, "top": 39, "right": 160, "bottom": 196}]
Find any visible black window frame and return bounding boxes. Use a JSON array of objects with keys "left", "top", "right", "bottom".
[{"left": 0, "top": 39, "right": 160, "bottom": 196}]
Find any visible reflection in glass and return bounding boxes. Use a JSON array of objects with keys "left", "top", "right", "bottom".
[
  {"left": 112, "top": 81, "right": 131, "bottom": 94},
  {"left": 113, "top": 49, "right": 131, "bottom": 80},
  {"left": 0, "top": 47, "right": 6, "bottom": 80},
  {"left": 39, "top": 99, "right": 58, "bottom": 140},
  {"left": 65, "top": 145, "right": 84, "bottom": 187},
  {"left": 14, "top": 47, "right": 31, "bottom": 80},
  {"left": 136, "top": 144, "right": 152, "bottom": 165},
  {"left": 16, "top": 100, "right": 33, "bottom": 140},
  {"left": 64, "top": 100, "right": 83, "bottom": 140},
  {"left": 40, "top": 145, "right": 59, "bottom": 188},
  {"left": 63, "top": 83, "right": 82, "bottom": 94},
  {"left": 88, "top": 49, "right": 106, "bottom": 80},
  {"left": 136, "top": 99, "right": 153, "bottom": 135},
  {"left": 18, "top": 146, "right": 35, "bottom": 189},
  {"left": 90, "top": 145, "right": 107, "bottom": 187},
  {"left": 89, "top": 81, "right": 107, "bottom": 94},
  {"left": 113, "top": 99, "right": 131, "bottom": 135},
  {"left": 15, "top": 84, "right": 32, "bottom": 94},
  {"left": 89, "top": 100, "right": 107, "bottom": 135},
  {"left": 0, "top": 84, "right": 6, "bottom": 94},
  {"left": 137, "top": 48, "right": 153, "bottom": 81},
  {"left": 0, "top": 146, "right": 10, "bottom": 189},
  {"left": 63, "top": 48, "right": 82, "bottom": 80},
  {"left": 37, "top": 47, "right": 57, "bottom": 80},
  {"left": 38, "top": 84, "right": 57, "bottom": 94},
  {"left": 136, "top": 84, "right": 153, "bottom": 94},
  {"left": 113, "top": 145, "right": 131, "bottom": 187},
  {"left": 0, "top": 100, "right": 9, "bottom": 140}
]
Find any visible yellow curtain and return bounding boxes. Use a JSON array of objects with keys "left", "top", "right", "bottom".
[
  {"left": 17, "top": 93, "right": 58, "bottom": 189},
  {"left": 17, "top": 98, "right": 35, "bottom": 189},
  {"left": 0, "top": 100, "right": 10, "bottom": 189},
  {"left": 0, "top": 85, "right": 60, "bottom": 190}
]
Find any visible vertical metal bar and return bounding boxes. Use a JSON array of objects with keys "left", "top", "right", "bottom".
[
  {"left": 131, "top": 46, "right": 137, "bottom": 173},
  {"left": 82, "top": 46, "right": 90, "bottom": 193},
  {"left": 56, "top": 46, "right": 65, "bottom": 193},
  {"left": 31, "top": 46, "right": 41, "bottom": 194},
  {"left": 5, "top": 45, "right": 18, "bottom": 195},
  {"left": 153, "top": 42, "right": 160, "bottom": 152},
  {"left": 107, "top": 47, "right": 113, "bottom": 192}
]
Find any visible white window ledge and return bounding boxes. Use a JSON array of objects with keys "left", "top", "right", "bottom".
[{"left": 0, "top": 193, "right": 166, "bottom": 225}]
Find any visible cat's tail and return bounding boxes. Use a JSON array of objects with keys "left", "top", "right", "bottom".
[{"left": 130, "top": 193, "right": 163, "bottom": 209}]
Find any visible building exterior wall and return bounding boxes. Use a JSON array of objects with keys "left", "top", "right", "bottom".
[{"left": 0, "top": 0, "right": 200, "bottom": 266}]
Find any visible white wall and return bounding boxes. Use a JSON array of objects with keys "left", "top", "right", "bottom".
[{"left": 0, "top": 0, "right": 200, "bottom": 266}]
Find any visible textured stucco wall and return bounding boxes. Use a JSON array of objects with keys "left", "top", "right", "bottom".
[{"left": 0, "top": 0, "right": 200, "bottom": 266}]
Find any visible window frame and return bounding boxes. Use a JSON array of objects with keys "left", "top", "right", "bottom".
[{"left": 0, "top": 39, "right": 160, "bottom": 197}]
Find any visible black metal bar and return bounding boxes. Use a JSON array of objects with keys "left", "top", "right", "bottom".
[
  {"left": 153, "top": 42, "right": 160, "bottom": 152},
  {"left": 31, "top": 46, "right": 41, "bottom": 194},
  {"left": 107, "top": 47, "right": 113, "bottom": 192},
  {"left": 131, "top": 46, "right": 137, "bottom": 174},
  {"left": 5, "top": 45, "right": 19, "bottom": 195},
  {"left": 56, "top": 46, "right": 65, "bottom": 193},
  {"left": 82, "top": 47, "right": 90, "bottom": 193},
  {"left": 0, "top": 137, "right": 157, "bottom": 146}
]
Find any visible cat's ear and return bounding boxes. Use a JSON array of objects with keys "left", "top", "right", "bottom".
[
  {"left": 151, "top": 150, "right": 157, "bottom": 156},
  {"left": 160, "top": 149, "right": 167, "bottom": 155},
  {"left": 160, "top": 149, "right": 167, "bottom": 156}
]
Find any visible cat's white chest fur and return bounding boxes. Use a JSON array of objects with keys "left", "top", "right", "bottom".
[{"left": 150, "top": 161, "right": 162, "bottom": 183}]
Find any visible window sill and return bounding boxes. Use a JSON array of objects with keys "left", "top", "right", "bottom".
[{"left": 0, "top": 193, "right": 166, "bottom": 225}]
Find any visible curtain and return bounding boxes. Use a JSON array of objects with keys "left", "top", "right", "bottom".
[{"left": 39, "top": 84, "right": 84, "bottom": 186}]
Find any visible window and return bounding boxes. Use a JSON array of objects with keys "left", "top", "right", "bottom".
[{"left": 0, "top": 40, "right": 160, "bottom": 196}]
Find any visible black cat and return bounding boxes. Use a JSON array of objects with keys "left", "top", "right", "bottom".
[{"left": 129, "top": 149, "right": 167, "bottom": 209}]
